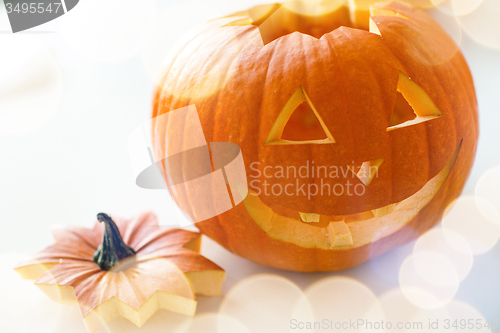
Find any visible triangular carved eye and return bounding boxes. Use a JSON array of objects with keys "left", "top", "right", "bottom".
[
  {"left": 387, "top": 72, "right": 442, "bottom": 131},
  {"left": 265, "top": 87, "right": 335, "bottom": 145},
  {"left": 348, "top": 158, "right": 384, "bottom": 186}
]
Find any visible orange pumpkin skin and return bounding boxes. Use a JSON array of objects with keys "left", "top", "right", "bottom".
[{"left": 152, "top": 1, "right": 478, "bottom": 271}]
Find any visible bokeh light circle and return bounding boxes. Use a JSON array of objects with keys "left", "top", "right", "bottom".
[
  {"left": 442, "top": 196, "right": 500, "bottom": 255},
  {"left": 414, "top": 228, "right": 473, "bottom": 281},
  {"left": 427, "top": 6, "right": 462, "bottom": 46},
  {"left": 219, "top": 274, "right": 313, "bottom": 333},
  {"left": 448, "top": 0, "right": 483, "bottom": 16},
  {"left": 431, "top": 0, "right": 484, "bottom": 16},
  {"left": 445, "top": 300, "right": 492, "bottom": 333},
  {"left": 303, "top": 277, "right": 384, "bottom": 333},
  {"left": 379, "top": 288, "right": 451, "bottom": 333},
  {"left": 399, "top": 253, "right": 459, "bottom": 309},
  {"left": 476, "top": 165, "right": 500, "bottom": 221},
  {"left": 378, "top": 289, "right": 420, "bottom": 333},
  {"left": 458, "top": 0, "right": 500, "bottom": 50}
]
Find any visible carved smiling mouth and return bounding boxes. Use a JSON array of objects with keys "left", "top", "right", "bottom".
[{"left": 240, "top": 142, "right": 461, "bottom": 250}]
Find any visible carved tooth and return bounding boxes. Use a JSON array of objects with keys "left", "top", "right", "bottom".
[
  {"left": 299, "top": 212, "right": 320, "bottom": 222},
  {"left": 372, "top": 203, "right": 396, "bottom": 218},
  {"left": 327, "top": 221, "right": 353, "bottom": 249},
  {"left": 308, "top": 213, "right": 320, "bottom": 222}
]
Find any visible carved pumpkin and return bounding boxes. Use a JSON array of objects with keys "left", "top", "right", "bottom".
[
  {"left": 152, "top": 1, "right": 478, "bottom": 271},
  {"left": 15, "top": 212, "right": 225, "bottom": 332}
]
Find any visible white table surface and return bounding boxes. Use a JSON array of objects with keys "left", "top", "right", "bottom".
[{"left": 0, "top": 0, "right": 499, "bottom": 332}]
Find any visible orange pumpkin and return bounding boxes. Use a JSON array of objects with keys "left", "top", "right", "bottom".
[{"left": 152, "top": 1, "right": 478, "bottom": 271}]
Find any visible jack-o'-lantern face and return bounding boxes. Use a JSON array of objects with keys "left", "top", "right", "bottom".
[
  {"left": 152, "top": 1, "right": 478, "bottom": 271},
  {"left": 242, "top": 70, "right": 460, "bottom": 250}
]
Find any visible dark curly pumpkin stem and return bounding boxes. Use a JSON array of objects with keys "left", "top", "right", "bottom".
[{"left": 93, "top": 213, "right": 136, "bottom": 271}]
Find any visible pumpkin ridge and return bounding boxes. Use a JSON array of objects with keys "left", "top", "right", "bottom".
[
  {"left": 120, "top": 212, "right": 158, "bottom": 246},
  {"left": 52, "top": 226, "right": 101, "bottom": 250},
  {"left": 299, "top": 34, "right": 322, "bottom": 211},
  {"left": 134, "top": 228, "right": 198, "bottom": 253},
  {"left": 446, "top": 55, "right": 478, "bottom": 143}
]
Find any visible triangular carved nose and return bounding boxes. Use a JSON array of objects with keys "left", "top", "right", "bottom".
[
  {"left": 265, "top": 86, "right": 335, "bottom": 145},
  {"left": 348, "top": 158, "right": 384, "bottom": 186}
]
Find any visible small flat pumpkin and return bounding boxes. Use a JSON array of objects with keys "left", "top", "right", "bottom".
[{"left": 15, "top": 212, "right": 225, "bottom": 332}]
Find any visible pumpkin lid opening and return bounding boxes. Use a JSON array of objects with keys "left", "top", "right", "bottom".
[{"left": 224, "top": 1, "right": 408, "bottom": 45}]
